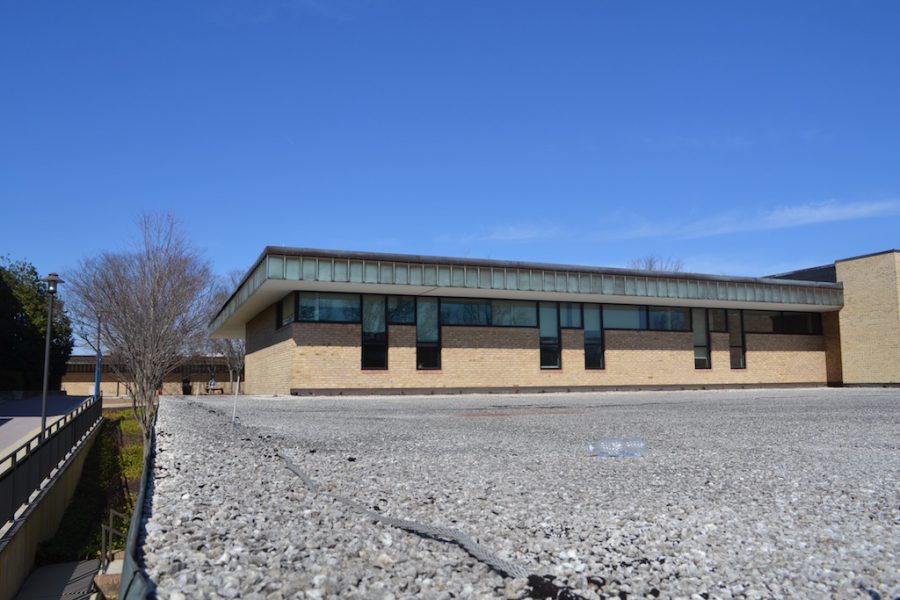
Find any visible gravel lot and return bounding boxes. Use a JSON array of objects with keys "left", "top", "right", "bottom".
[{"left": 143, "top": 388, "right": 898, "bottom": 599}]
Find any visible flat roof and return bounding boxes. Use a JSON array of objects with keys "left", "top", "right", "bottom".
[{"left": 209, "top": 247, "right": 844, "bottom": 338}]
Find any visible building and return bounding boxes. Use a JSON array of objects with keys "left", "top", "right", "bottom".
[
  {"left": 206, "top": 247, "right": 898, "bottom": 395},
  {"left": 61, "top": 355, "right": 235, "bottom": 397}
]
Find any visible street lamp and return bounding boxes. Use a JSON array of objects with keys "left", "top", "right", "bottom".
[
  {"left": 94, "top": 311, "right": 103, "bottom": 404},
  {"left": 40, "top": 272, "right": 63, "bottom": 443}
]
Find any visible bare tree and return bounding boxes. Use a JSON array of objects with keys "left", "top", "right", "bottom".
[
  {"left": 207, "top": 270, "right": 246, "bottom": 393},
  {"left": 67, "top": 213, "right": 212, "bottom": 438},
  {"left": 627, "top": 255, "right": 685, "bottom": 273}
]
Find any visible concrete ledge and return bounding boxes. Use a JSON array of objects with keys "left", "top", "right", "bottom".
[{"left": 291, "top": 382, "right": 830, "bottom": 396}]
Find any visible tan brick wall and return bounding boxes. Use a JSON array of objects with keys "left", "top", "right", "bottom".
[
  {"left": 61, "top": 367, "right": 234, "bottom": 396},
  {"left": 835, "top": 251, "right": 900, "bottom": 384},
  {"left": 245, "top": 304, "right": 296, "bottom": 394},
  {"left": 822, "top": 311, "right": 842, "bottom": 384},
  {"left": 242, "top": 298, "right": 830, "bottom": 393}
]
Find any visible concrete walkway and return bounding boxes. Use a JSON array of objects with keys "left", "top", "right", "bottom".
[
  {"left": 0, "top": 395, "right": 88, "bottom": 471},
  {"left": 14, "top": 559, "right": 100, "bottom": 599}
]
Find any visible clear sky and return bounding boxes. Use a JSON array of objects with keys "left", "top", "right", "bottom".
[{"left": 2, "top": 0, "right": 899, "bottom": 287}]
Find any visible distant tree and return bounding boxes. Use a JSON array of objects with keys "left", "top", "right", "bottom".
[
  {"left": 627, "top": 255, "right": 685, "bottom": 273},
  {"left": 67, "top": 213, "right": 213, "bottom": 438},
  {"left": 205, "top": 270, "right": 246, "bottom": 393},
  {"left": 0, "top": 258, "right": 74, "bottom": 391}
]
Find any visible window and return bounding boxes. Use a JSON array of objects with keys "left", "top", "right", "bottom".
[
  {"left": 299, "top": 293, "right": 360, "bottom": 322},
  {"left": 583, "top": 303, "right": 604, "bottom": 369},
  {"left": 387, "top": 296, "right": 415, "bottom": 324},
  {"left": 603, "top": 305, "right": 647, "bottom": 330},
  {"left": 491, "top": 300, "right": 537, "bottom": 327},
  {"left": 440, "top": 298, "right": 491, "bottom": 326},
  {"left": 559, "top": 303, "right": 582, "bottom": 328},
  {"left": 743, "top": 310, "right": 779, "bottom": 333},
  {"left": 278, "top": 293, "right": 295, "bottom": 327},
  {"left": 744, "top": 310, "right": 823, "bottom": 335},
  {"left": 539, "top": 302, "right": 560, "bottom": 368},
  {"left": 692, "top": 308, "right": 710, "bottom": 369},
  {"left": 779, "top": 312, "right": 822, "bottom": 334},
  {"left": 728, "top": 309, "right": 745, "bottom": 369},
  {"left": 416, "top": 297, "right": 440, "bottom": 369},
  {"left": 362, "top": 295, "right": 387, "bottom": 369},
  {"left": 709, "top": 309, "right": 728, "bottom": 332},
  {"left": 648, "top": 307, "right": 690, "bottom": 331}
]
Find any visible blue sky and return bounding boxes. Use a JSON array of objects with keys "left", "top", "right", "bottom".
[{"left": 2, "top": 0, "right": 899, "bottom": 286}]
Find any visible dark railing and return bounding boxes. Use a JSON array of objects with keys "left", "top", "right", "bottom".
[
  {"left": 0, "top": 395, "right": 103, "bottom": 530},
  {"left": 118, "top": 424, "right": 154, "bottom": 599}
]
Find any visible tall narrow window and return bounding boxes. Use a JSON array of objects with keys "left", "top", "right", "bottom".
[
  {"left": 416, "top": 297, "right": 440, "bottom": 369},
  {"left": 539, "top": 302, "right": 560, "bottom": 369},
  {"left": 692, "top": 308, "right": 710, "bottom": 369},
  {"left": 277, "top": 293, "right": 295, "bottom": 327},
  {"left": 362, "top": 295, "right": 387, "bottom": 369},
  {"left": 728, "top": 309, "right": 745, "bottom": 369},
  {"left": 584, "top": 303, "right": 604, "bottom": 369}
]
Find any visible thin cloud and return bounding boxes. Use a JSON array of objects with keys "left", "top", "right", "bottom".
[{"left": 610, "top": 199, "right": 900, "bottom": 241}]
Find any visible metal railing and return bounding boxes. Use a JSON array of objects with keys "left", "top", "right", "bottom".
[
  {"left": 118, "top": 422, "right": 155, "bottom": 599},
  {"left": 101, "top": 508, "right": 128, "bottom": 570},
  {"left": 0, "top": 395, "right": 103, "bottom": 530}
]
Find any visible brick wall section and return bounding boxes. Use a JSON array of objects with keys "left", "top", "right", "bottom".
[
  {"left": 835, "top": 251, "right": 900, "bottom": 383},
  {"left": 822, "top": 312, "right": 843, "bottom": 385},
  {"left": 245, "top": 304, "right": 296, "bottom": 394},
  {"left": 243, "top": 318, "right": 829, "bottom": 394}
]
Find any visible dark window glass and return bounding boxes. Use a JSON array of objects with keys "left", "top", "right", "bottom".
[
  {"left": 362, "top": 295, "right": 387, "bottom": 369},
  {"left": 299, "top": 292, "right": 360, "bottom": 322},
  {"left": 648, "top": 307, "right": 690, "bottom": 331},
  {"left": 539, "top": 302, "right": 559, "bottom": 344},
  {"left": 583, "top": 304, "right": 602, "bottom": 342},
  {"left": 416, "top": 297, "right": 441, "bottom": 370},
  {"left": 603, "top": 305, "right": 647, "bottom": 330},
  {"left": 416, "top": 345, "right": 441, "bottom": 369},
  {"left": 584, "top": 304, "right": 604, "bottom": 369},
  {"left": 777, "top": 312, "right": 823, "bottom": 334},
  {"left": 362, "top": 345, "right": 388, "bottom": 369},
  {"left": 729, "top": 347, "right": 745, "bottom": 369},
  {"left": 559, "top": 303, "right": 582, "bottom": 328},
  {"left": 540, "top": 346, "right": 561, "bottom": 369},
  {"left": 387, "top": 296, "right": 415, "bottom": 324},
  {"left": 491, "top": 300, "right": 537, "bottom": 327},
  {"left": 585, "top": 343, "right": 604, "bottom": 369},
  {"left": 709, "top": 309, "right": 728, "bottom": 332},
  {"left": 728, "top": 309, "right": 745, "bottom": 369},
  {"left": 279, "top": 294, "right": 295, "bottom": 326},
  {"left": 440, "top": 298, "right": 491, "bottom": 325},
  {"left": 744, "top": 310, "right": 823, "bottom": 334},
  {"left": 743, "top": 310, "right": 779, "bottom": 333},
  {"left": 362, "top": 295, "right": 386, "bottom": 343},
  {"left": 416, "top": 298, "right": 439, "bottom": 343},
  {"left": 539, "top": 302, "right": 560, "bottom": 369}
]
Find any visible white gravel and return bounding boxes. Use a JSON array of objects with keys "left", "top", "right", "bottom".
[{"left": 143, "top": 388, "right": 899, "bottom": 599}]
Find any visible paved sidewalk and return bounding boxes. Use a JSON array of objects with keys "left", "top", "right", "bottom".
[
  {"left": 0, "top": 394, "right": 87, "bottom": 467},
  {"left": 14, "top": 559, "right": 99, "bottom": 600}
]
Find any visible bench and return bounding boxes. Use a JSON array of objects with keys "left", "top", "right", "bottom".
[{"left": 206, "top": 386, "right": 224, "bottom": 395}]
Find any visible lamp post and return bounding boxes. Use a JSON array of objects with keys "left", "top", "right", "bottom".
[
  {"left": 40, "top": 272, "right": 64, "bottom": 443},
  {"left": 94, "top": 311, "right": 103, "bottom": 404}
]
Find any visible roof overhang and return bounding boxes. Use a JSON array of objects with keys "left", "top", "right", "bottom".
[{"left": 209, "top": 247, "right": 844, "bottom": 339}]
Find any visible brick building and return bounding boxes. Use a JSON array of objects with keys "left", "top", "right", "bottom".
[
  {"left": 208, "top": 247, "right": 899, "bottom": 395},
  {"left": 61, "top": 355, "right": 234, "bottom": 397}
]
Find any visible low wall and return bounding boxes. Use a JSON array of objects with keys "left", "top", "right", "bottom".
[{"left": 0, "top": 422, "right": 101, "bottom": 600}]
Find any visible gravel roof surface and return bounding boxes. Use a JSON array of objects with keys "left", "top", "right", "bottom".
[{"left": 143, "top": 388, "right": 898, "bottom": 599}]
